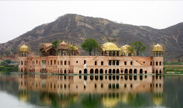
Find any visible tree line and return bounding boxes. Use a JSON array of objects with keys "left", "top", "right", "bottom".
[{"left": 81, "top": 38, "right": 146, "bottom": 56}]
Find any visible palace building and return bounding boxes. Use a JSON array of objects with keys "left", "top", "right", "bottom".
[{"left": 18, "top": 41, "right": 164, "bottom": 74}]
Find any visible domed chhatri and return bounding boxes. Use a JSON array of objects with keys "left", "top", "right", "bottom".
[
  {"left": 100, "top": 42, "right": 121, "bottom": 56},
  {"left": 19, "top": 44, "right": 29, "bottom": 52},
  {"left": 19, "top": 44, "right": 29, "bottom": 57},
  {"left": 152, "top": 43, "right": 164, "bottom": 57},
  {"left": 153, "top": 44, "right": 163, "bottom": 52},
  {"left": 121, "top": 45, "right": 135, "bottom": 56},
  {"left": 101, "top": 42, "right": 120, "bottom": 51},
  {"left": 58, "top": 41, "right": 69, "bottom": 49}
]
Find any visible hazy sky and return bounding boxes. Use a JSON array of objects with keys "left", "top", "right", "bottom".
[{"left": 0, "top": 1, "right": 183, "bottom": 43}]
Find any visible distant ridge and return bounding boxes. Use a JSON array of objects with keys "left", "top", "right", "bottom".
[{"left": 0, "top": 14, "right": 183, "bottom": 61}]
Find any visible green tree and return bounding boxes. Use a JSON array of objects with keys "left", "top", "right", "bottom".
[
  {"left": 1, "top": 62, "right": 5, "bottom": 66},
  {"left": 5, "top": 59, "right": 11, "bottom": 64},
  {"left": 127, "top": 46, "right": 135, "bottom": 55},
  {"left": 130, "top": 41, "right": 146, "bottom": 56},
  {"left": 52, "top": 40, "right": 62, "bottom": 48},
  {"left": 69, "top": 45, "right": 75, "bottom": 55},
  {"left": 82, "top": 39, "right": 99, "bottom": 56}
]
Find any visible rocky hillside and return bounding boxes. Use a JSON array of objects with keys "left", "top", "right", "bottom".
[{"left": 0, "top": 14, "right": 183, "bottom": 60}]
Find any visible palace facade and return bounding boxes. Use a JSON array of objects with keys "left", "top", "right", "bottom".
[{"left": 18, "top": 41, "right": 164, "bottom": 74}]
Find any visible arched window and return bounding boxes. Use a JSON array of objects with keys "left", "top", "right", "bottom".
[
  {"left": 156, "top": 70, "right": 158, "bottom": 74},
  {"left": 159, "top": 62, "right": 161, "bottom": 66},
  {"left": 84, "top": 69, "right": 87, "bottom": 74},
  {"left": 64, "top": 61, "right": 67, "bottom": 65},
  {"left": 90, "top": 69, "right": 94, "bottom": 74},
  {"left": 117, "top": 60, "right": 119, "bottom": 65},
  {"left": 121, "top": 69, "right": 123, "bottom": 73},
  {"left": 140, "top": 69, "right": 143, "bottom": 74},
  {"left": 116, "top": 69, "right": 119, "bottom": 74},
  {"left": 134, "top": 69, "right": 137, "bottom": 74},
  {"left": 95, "top": 69, "right": 98, "bottom": 74},
  {"left": 51, "top": 60, "right": 52, "bottom": 65},
  {"left": 130, "top": 61, "right": 133, "bottom": 65},
  {"left": 150, "top": 62, "right": 152, "bottom": 66},
  {"left": 129, "top": 69, "right": 132, "bottom": 74},
  {"left": 100, "top": 69, "right": 103, "bottom": 80},
  {"left": 125, "top": 69, "right": 128, "bottom": 74},
  {"left": 64, "top": 69, "right": 66, "bottom": 74},
  {"left": 109, "top": 69, "right": 111, "bottom": 74},
  {"left": 100, "top": 69, "right": 103, "bottom": 74},
  {"left": 113, "top": 69, "right": 115, "bottom": 74}
]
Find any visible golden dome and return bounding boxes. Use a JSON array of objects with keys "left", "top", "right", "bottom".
[
  {"left": 69, "top": 45, "right": 78, "bottom": 50},
  {"left": 121, "top": 45, "right": 131, "bottom": 53},
  {"left": 73, "top": 46, "right": 78, "bottom": 50},
  {"left": 101, "top": 42, "right": 120, "bottom": 51},
  {"left": 153, "top": 44, "right": 163, "bottom": 52},
  {"left": 121, "top": 45, "right": 135, "bottom": 56},
  {"left": 19, "top": 44, "right": 29, "bottom": 52}
]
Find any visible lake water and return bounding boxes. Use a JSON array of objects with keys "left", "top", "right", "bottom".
[{"left": 0, "top": 73, "right": 183, "bottom": 108}]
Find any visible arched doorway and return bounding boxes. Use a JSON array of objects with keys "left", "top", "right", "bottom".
[
  {"left": 100, "top": 69, "right": 103, "bottom": 80},
  {"left": 113, "top": 69, "right": 115, "bottom": 74},
  {"left": 95, "top": 69, "right": 98, "bottom": 80},
  {"left": 109, "top": 69, "right": 111, "bottom": 74},
  {"left": 125, "top": 69, "right": 128, "bottom": 74},
  {"left": 129, "top": 69, "right": 132, "bottom": 74},
  {"left": 84, "top": 69, "right": 87, "bottom": 74},
  {"left": 100, "top": 69, "right": 103, "bottom": 74},
  {"left": 90, "top": 69, "right": 94, "bottom": 80},
  {"left": 95, "top": 69, "right": 98, "bottom": 74},
  {"left": 134, "top": 69, "right": 137, "bottom": 74},
  {"left": 90, "top": 69, "right": 94, "bottom": 74},
  {"left": 116, "top": 69, "right": 119, "bottom": 74},
  {"left": 140, "top": 69, "right": 143, "bottom": 74}
]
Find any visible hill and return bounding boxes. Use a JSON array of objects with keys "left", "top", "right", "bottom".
[{"left": 0, "top": 14, "right": 183, "bottom": 61}]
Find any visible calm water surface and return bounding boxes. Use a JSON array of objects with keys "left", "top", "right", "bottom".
[{"left": 0, "top": 73, "right": 183, "bottom": 108}]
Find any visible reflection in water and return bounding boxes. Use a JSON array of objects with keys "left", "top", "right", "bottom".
[{"left": 17, "top": 74, "right": 164, "bottom": 107}]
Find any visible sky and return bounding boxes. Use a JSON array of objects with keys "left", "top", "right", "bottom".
[{"left": 0, "top": 1, "right": 183, "bottom": 43}]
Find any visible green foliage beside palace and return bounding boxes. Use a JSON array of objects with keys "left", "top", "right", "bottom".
[
  {"left": 0, "top": 59, "right": 18, "bottom": 72},
  {"left": 0, "top": 65, "right": 18, "bottom": 72}
]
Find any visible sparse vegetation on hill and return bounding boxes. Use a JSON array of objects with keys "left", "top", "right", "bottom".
[{"left": 0, "top": 14, "right": 182, "bottom": 60}]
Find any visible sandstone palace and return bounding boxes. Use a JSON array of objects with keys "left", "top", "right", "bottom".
[{"left": 18, "top": 41, "right": 164, "bottom": 74}]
